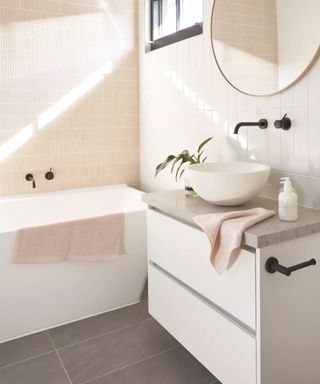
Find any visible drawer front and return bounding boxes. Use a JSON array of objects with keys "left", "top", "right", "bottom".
[
  {"left": 147, "top": 209, "right": 256, "bottom": 329},
  {"left": 149, "top": 264, "right": 256, "bottom": 384}
]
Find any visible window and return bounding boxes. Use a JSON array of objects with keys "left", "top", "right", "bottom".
[{"left": 147, "top": 0, "right": 203, "bottom": 51}]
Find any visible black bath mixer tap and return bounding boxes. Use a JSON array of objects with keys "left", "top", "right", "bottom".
[{"left": 25, "top": 173, "right": 36, "bottom": 188}]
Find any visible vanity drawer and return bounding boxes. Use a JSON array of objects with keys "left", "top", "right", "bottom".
[
  {"left": 149, "top": 264, "right": 256, "bottom": 384},
  {"left": 147, "top": 209, "right": 256, "bottom": 329}
]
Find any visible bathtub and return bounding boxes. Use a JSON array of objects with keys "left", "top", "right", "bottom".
[{"left": 0, "top": 185, "right": 147, "bottom": 342}]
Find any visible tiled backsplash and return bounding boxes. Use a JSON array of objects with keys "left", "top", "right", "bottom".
[
  {"left": 139, "top": 0, "right": 320, "bottom": 209},
  {"left": 0, "top": 0, "right": 139, "bottom": 196}
]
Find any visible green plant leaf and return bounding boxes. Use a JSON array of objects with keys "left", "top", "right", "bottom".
[
  {"left": 190, "top": 155, "right": 198, "bottom": 164},
  {"left": 155, "top": 155, "right": 175, "bottom": 177},
  {"left": 197, "top": 137, "right": 213, "bottom": 155},
  {"left": 170, "top": 156, "right": 182, "bottom": 174},
  {"left": 197, "top": 150, "right": 204, "bottom": 163},
  {"left": 179, "top": 168, "right": 186, "bottom": 179},
  {"left": 155, "top": 137, "right": 213, "bottom": 180},
  {"left": 175, "top": 157, "right": 189, "bottom": 181}
]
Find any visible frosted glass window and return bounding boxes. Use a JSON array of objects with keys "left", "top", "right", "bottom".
[
  {"left": 179, "top": 0, "right": 202, "bottom": 30},
  {"left": 162, "top": 0, "right": 177, "bottom": 37},
  {"left": 150, "top": 0, "right": 203, "bottom": 45}
]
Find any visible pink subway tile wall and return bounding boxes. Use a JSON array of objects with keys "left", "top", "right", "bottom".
[{"left": 0, "top": 0, "right": 139, "bottom": 196}]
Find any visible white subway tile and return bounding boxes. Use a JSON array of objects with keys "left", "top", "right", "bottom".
[
  {"left": 309, "top": 61, "right": 320, "bottom": 107},
  {"left": 136, "top": 0, "right": 320, "bottom": 208},
  {"left": 309, "top": 107, "right": 320, "bottom": 176}
]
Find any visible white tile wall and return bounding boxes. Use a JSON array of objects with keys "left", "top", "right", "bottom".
[{"left": 139, "top": 0, "right": 320, "bottom": 209}]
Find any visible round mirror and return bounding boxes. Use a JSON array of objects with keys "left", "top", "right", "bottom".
[{"left": 211, "top": 0, "right": 320, "bottom": 96}]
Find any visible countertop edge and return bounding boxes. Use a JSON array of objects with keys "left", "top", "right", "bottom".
[{"left": 143, "top": 191, "right": 320, "bottom": 249}]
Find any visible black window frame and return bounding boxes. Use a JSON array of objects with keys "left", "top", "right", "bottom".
[{"left": 147, "top": 0, "right": 203, "bottom": 52}]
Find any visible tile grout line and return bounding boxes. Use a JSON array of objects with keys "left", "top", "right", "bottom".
[
  {"left": 55, "top": 317, "right": 152, "bottom": 351},
  {"left": 0, "top": 312, "right": 151, "bottom": 372},
  {"left": 80, "top": 344, "right": 182, "bottom": 384},
  {"left": 47, "top": 331, "right": 73, "bottom": 384},
  {"left": 0, "top": 350, "right": 54, "bottom": 372}
]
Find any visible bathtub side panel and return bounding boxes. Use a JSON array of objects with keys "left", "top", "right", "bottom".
[{"left": 0, "top": 210, "right": 147, "bottom": 343}]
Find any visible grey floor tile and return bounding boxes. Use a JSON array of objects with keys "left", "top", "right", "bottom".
[
  {"left": 58, "top": 318, "right": 178, "bottom": 384},
  {"left": 88, "top": 346, "right": 217, "bottom": 384},
  {"left": 0, "top": 331, "right": 54, "bottom": 368},
  {"left": 0, "top": 352, "right": 70, "bottom": 384},
  {"left": 49, "top": 293, "right": 149, "bottom": 348}
]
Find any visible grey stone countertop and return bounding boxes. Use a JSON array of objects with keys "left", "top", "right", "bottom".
[{"left": 142, "top": 190, "right": 320, "bottom": 249}]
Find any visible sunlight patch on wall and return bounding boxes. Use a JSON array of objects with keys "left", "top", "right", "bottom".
[
  {"left": 163, "top": 66, "right": 220, "bottom": 124},
  {"left": 237, "top": 134, "right": 248, "bottom": 150},
  {"left": 38, "top": 63, "right": 113, "bottom": 130},
  {"left": 0, "top": 124, "right": 33, "bottom": 162}
]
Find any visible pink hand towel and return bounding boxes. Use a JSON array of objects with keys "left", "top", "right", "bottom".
[
  {"left": 13, "top": 222, "right": 73, "bottom": 264},
  {"left": 193, "top": 208, "right": 275, "bottom": 274},
  {"left": 68, "top": 214, "right": 124, "bottom": 262},
  {"left": 13, "top": 214, "right": 125, "bottom": 264}
]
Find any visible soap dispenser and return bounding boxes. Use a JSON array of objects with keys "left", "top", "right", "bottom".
[
  {"left": 279, "top": 177, "right": 296, "bottom": 193},
  {"left": 278, "top": 177, "right": 298, "bottom": 222}
]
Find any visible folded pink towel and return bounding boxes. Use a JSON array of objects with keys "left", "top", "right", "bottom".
[
  {"left": 13, "top": 214, "right": 124, "bottom": 264},
  {"left": 193, "top": 208, "right": 275, "bottom": 274},
  {"left": 13, "top": 222, "right": 73, "bottom": 264},
  {"left": 68, "top": 214, "right": 124, "bottom": 262}
]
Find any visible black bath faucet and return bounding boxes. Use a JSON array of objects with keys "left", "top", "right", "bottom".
[
  {"left": 26, "top": 173, "right": 36, "bottom": 188},
  {"left": 45, "top": 167, "right": 54, "bottom": 181},
  {"left": 234, "top": 119, "right": 268, "bottom": 134}
]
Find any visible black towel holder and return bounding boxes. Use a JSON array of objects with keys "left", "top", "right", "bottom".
[{"left": 265, "top": 257, "right": 316, "bottom": 276}]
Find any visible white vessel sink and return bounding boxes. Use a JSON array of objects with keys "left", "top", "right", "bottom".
[{"left": 186, "top": 162, "right": 271, "bottom": 206}]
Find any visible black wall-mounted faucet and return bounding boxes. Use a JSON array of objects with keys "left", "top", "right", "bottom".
[
  {"left": 274, "top": 113, "right": 291, "bottom": 130},
  {"left": 45, "top": 168, "right": 54, "bottom": 181},
  {"left": 234, "top": 119, "right": 268, "bottom": 135},
  {"left": 26, "top": 173, "right": 36, "bottom": 189}
]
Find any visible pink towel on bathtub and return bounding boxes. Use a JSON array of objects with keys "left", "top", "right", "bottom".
[
  {"left": 193, "top": 208, "right": 275, "bottom": 274},
  {"left": 13, "top": 222, "right": 73, "bottom": 264},
  {"left": 68, "top": 214, "right": 124, "bottom": 261},
  {"left": 13, "top": 214, "right": 124, "bottom": 264}
]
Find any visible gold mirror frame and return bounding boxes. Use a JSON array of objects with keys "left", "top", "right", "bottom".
[{"left": 210, "top": 0, "right": 320, "bottom": 97}]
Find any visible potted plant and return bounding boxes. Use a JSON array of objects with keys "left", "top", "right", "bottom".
[{"left": 155, "top": 137, "right": 213, "bottom": 196}]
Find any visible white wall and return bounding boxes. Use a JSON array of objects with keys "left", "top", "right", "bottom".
[
  {"left": 139, "top": 0, "right": 320, "bottom": 209},
  {"left": 277, "top": 0, "right": 320, "bottom": 89}
]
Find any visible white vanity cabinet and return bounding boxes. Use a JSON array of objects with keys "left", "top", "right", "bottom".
[{"left": 146, "top": 207, "right": 320, "bottom": 384}]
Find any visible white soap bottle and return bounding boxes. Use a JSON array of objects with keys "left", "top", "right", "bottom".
[
  {"left": 279, "top": 177, "right": 296, "bottom": 193},
  {"left": 278, "top": 177, "right": 298, "bottom": 222}
]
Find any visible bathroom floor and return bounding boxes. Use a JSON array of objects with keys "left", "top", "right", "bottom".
[{"left": 0, "top": 289, "right": 219, "bottom": 384}]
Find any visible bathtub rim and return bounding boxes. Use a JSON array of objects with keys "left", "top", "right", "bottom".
[
  {"left": 0, "top": 183, "right": 142, "bottom": 203},
  {"left": 0, "top": 184, "right": 147, "bottom": 235}
]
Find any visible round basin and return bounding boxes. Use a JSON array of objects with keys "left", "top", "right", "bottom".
[{"left": 186, "top": 162, "right": 271, "bottom": 206}]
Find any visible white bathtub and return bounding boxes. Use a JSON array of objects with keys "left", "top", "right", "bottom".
[{"left": 0, "top": 185, "right": 147, "bottom": 343}]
